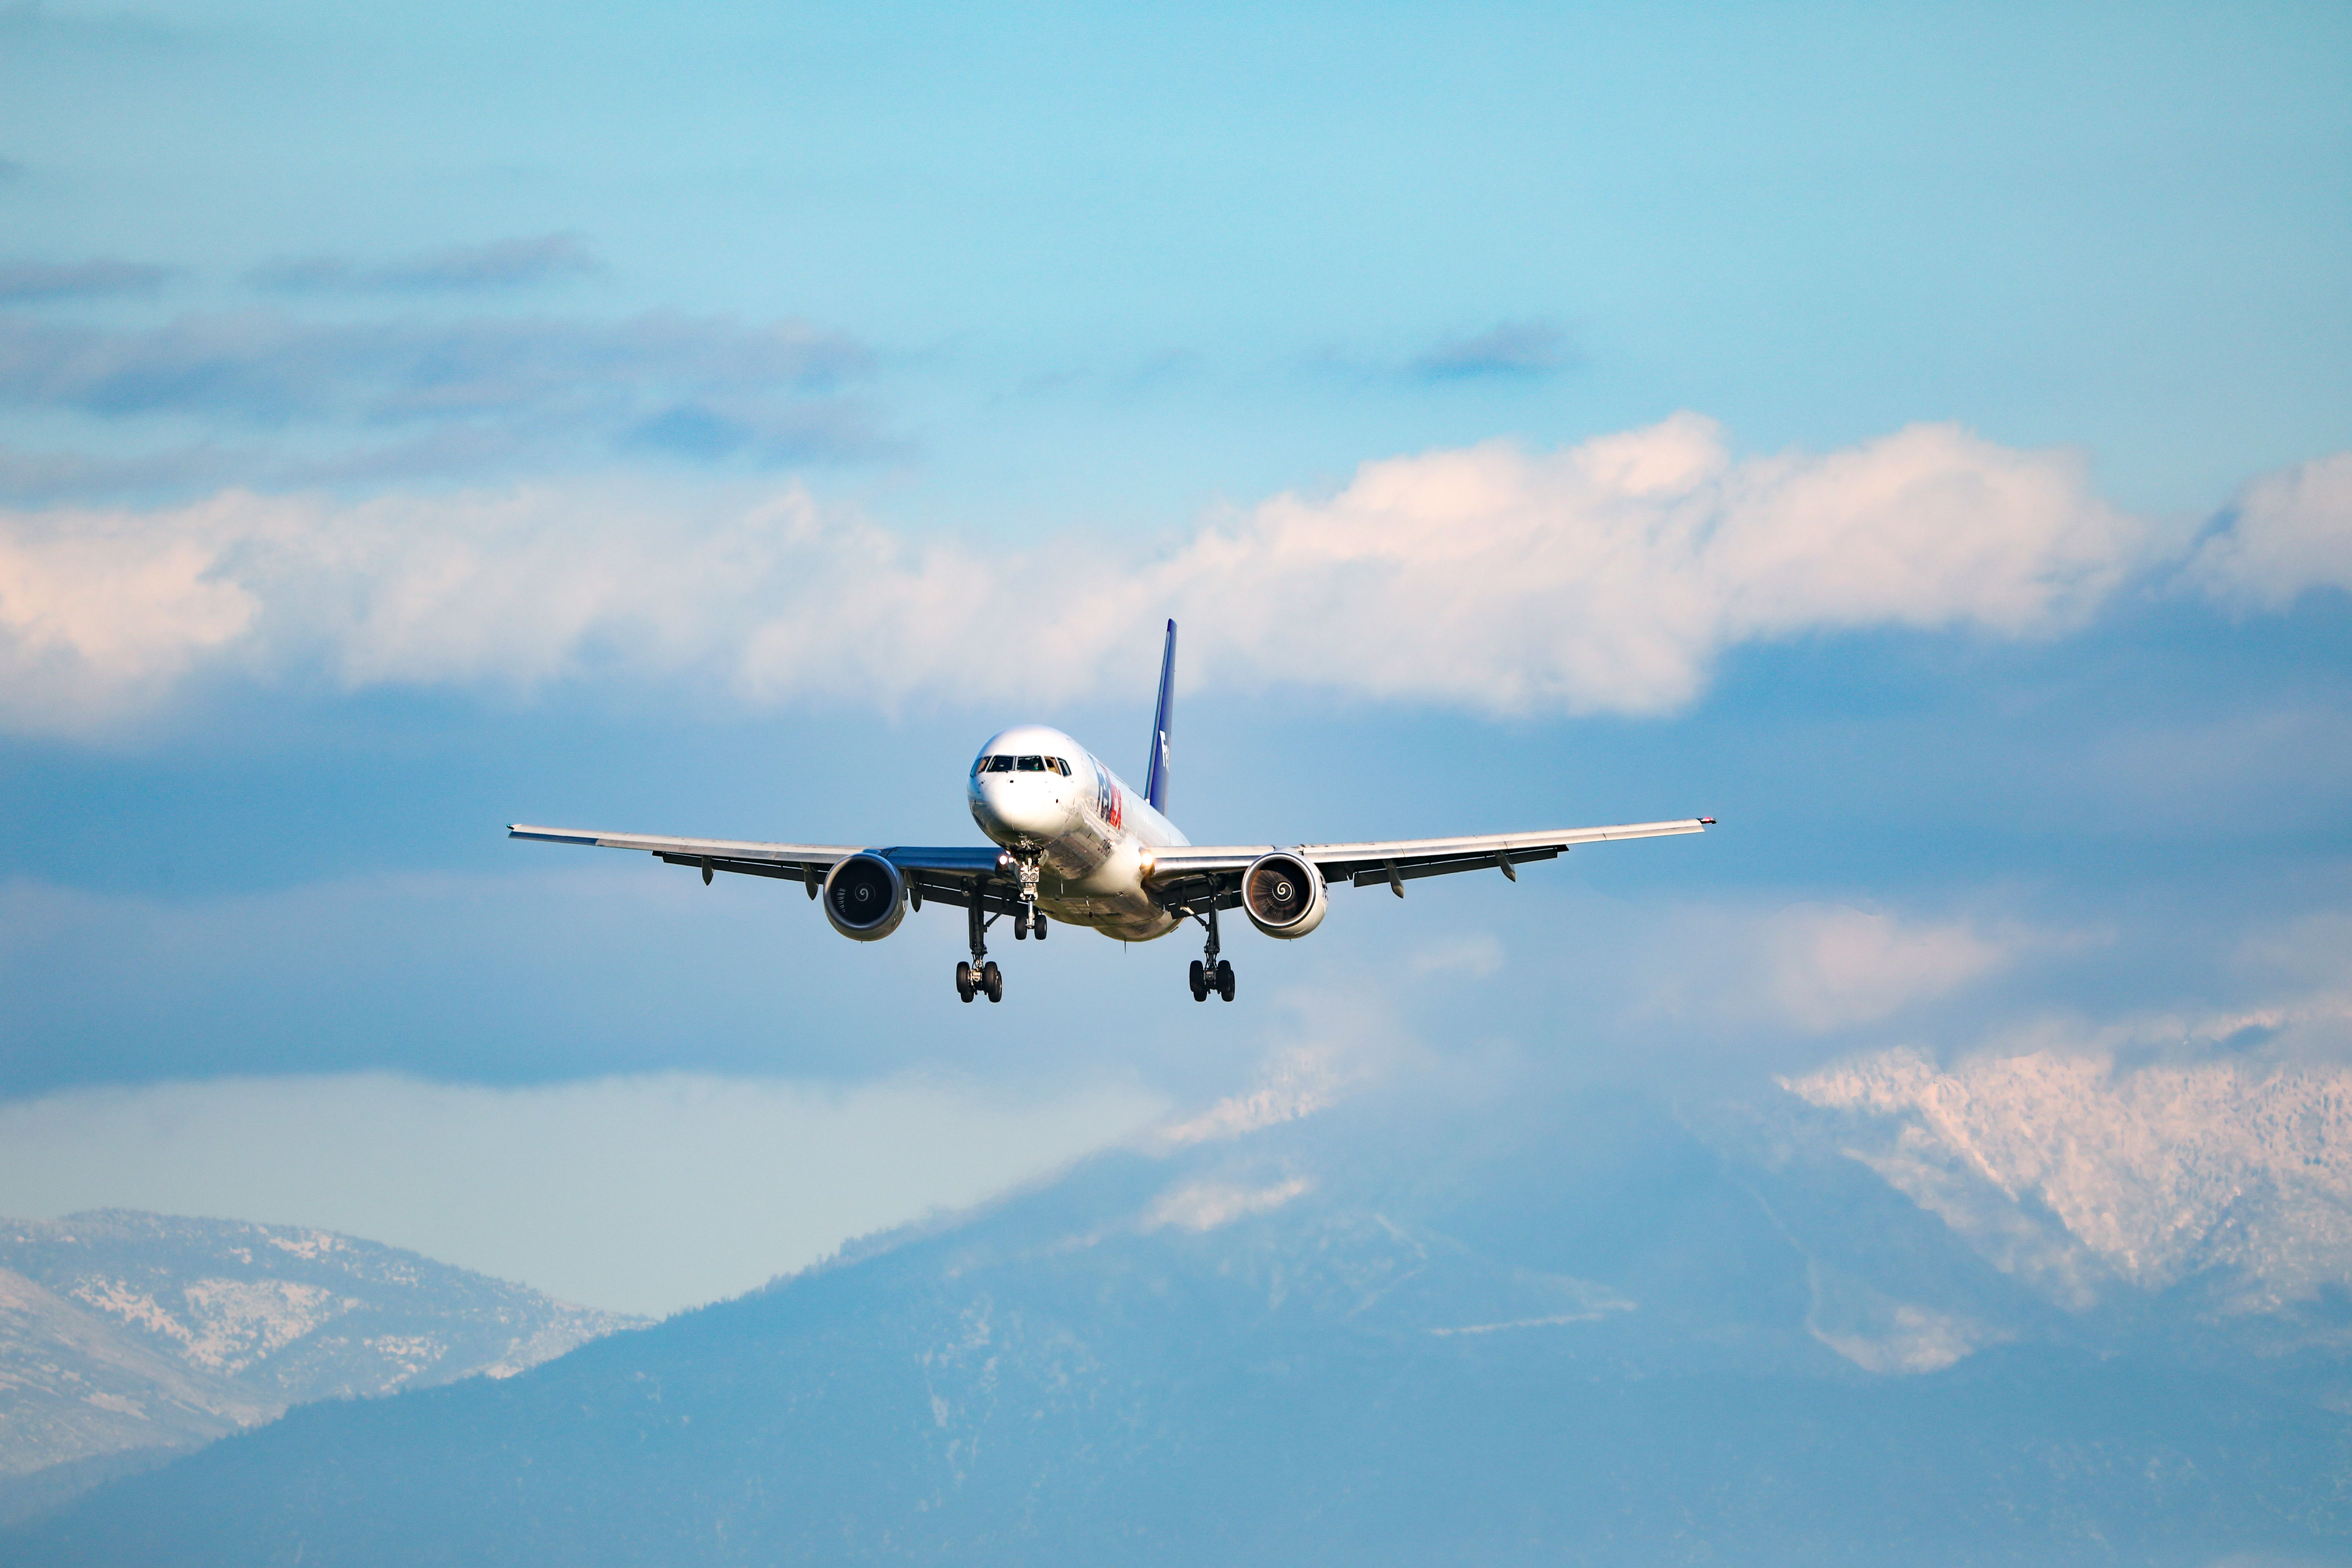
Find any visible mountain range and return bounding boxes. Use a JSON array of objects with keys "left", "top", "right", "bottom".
[
  {"left": 8, "top": 1045, "right": 2350, "bottom": 1564},
  {"left": 0, "top": 1209, "right": 643, "bottom": 1523}
]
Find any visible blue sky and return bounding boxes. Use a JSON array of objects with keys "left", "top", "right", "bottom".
[{"left": 1, "top": 0, "right": 2347, "bottom": 1314}]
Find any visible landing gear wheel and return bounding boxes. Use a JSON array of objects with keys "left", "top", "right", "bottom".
[
  {"left": 982, "top": 960, "right": 1003, "bottom": 1003},
  {"left": 1032, "top": 912, "right": 1047, "bottom": 940},
  {"left": 1215, "top": 959, "right": 1235, "bottom": 1002},
  {"left": 1189, "top": 959, "right": 1208, "bottom": 1002},
  {"left": 1014, "top": 908, "right": 1029, "bottom": 940},
  {"left": 955, "top": 961, "right": 975, "bottom": 1003}
]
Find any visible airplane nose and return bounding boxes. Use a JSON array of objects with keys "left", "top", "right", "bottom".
[{"left": 974, "top": 775, "right": 1068, "bottom": 839}]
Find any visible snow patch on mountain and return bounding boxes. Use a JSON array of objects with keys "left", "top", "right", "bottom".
[
  {"left": 0, "top": 1210, "right": 648, "bottom": 1512},
  {"left": 184, "top": 1279, "right": 345, "bottom": 1371},
  {"left": 1783, "top": 1046, "right": 2352, "bottom": 1310},
  {"left": 1143, "top": 1177, "right": 1313, "bottom": 1233},
  {"left": 262, "top": 1230, "right": 345, "bottom": 1262},
  {"left": 1158, "top": 1048, "right": 1349, "bottom": 1146}
]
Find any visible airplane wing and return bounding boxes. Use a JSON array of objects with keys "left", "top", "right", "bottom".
[
  {"left": 506, "top": 826, "right": 1024, "bottom": 912},
  {"left": 1143, "top": 818, "right": 1711, "bottom": 910}
]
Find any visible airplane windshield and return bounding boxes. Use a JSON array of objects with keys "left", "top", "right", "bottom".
[
  {"left": 1016, "top": 756, "right": 1045, "bottom": 771},
  {"left": 984, "top": 756, "right": 1016, "bottom": 772}
]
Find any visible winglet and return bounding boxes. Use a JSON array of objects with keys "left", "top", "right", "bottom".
[{"left": 1143, "top": 618, "right": 1176, "bottom": 815}]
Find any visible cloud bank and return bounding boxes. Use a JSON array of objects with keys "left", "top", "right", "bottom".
[
  {"left": 0, "top": 307, "right": 884, "bottom": 500},
  {"left": 0, "top": 258, "right": 174, "bottom": 303},
  {"left": 247, "top": 234, "right": 604, "bottom": 295},
  {"left": 0, "top": 414, "right": 2341, "bottom": 736},
  {"left": 0, "top": 309, "right": 867, "bottom": 425},
  {"left": 2190, "top": 452, "right": 2352, "bottom": 609},
  {"left": 1763, "top": 904, "right": 2016, "bottom": 1032},
  {"left": 1409, "top": 318, "right": 1576, "bottom": 379}
]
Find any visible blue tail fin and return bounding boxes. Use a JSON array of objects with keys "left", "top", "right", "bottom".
[{"left": 1143, "top": 619, "right": 1176, "bottom": 815}]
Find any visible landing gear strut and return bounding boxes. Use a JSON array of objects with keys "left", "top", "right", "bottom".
[
  {"left": 958, "top": 882, "right": 1006, "bottom": 1004},
  {"left": 1187, "top": 904, "right": 1235, "bottom": 1002},
  {"left": 948, "top": 857, "right": 1049, "bottom": 1004},
  {"left": 1010, "top": 854, "right": 1044, "bottom": 941}
]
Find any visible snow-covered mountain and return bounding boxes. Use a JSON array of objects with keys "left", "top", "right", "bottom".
[
  {"left": 10, "top": 1052, "right": 2350, "bottom": 1566},
  {"left": 0, "top": 1210, "right": 643, "bottom": 1520},
  {"left": 1780, "top": 1046, "right": 2352, "bottom": 1316}
]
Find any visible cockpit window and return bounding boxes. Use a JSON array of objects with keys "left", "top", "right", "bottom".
[
  {"left": 984, "top": 755, "right": 1016, "bottom": 772},
  {"left": 1016, "top": 755, "right": 1045, "bottom": 771},
  {"left": 1048, "top": 757, "right": 1070, "bottom": 775}
]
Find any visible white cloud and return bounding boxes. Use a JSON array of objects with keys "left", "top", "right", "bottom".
[
  {"left": 1806, "top": 1288, "right": 2007, "bottom": 1375},
  {"left": 1175, "top": 415, "right": 2154, "bottom": 713},
  {"left": 0, "top": 498, "right": 259, "bottom": 729},
  {"left": 2190, "top": 452, "right": 2352, "bottom": 608},
  {"left": 0, "top": 1071, "right": 1167, "bottom": 1318},
  {"left": 1762, "top": 903, "right": 2015, "bottom": 1031},
  {"left": 1156, "top": 1043, "right": 1354, "bottom": 1147},
  {"left": 1140, "top": 1176, "right": 1312, "bottom": 1233},
  {"left": 1, "top": 416, "right": 2333, "bottom": 737}
]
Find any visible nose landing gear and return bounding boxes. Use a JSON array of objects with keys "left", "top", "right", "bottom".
[
  {"left": 968, "top": 854, "right": 1045, "bottom": 995},
  {"left": 1011, "top": 855, "right": 1044, "bottom": 941}
]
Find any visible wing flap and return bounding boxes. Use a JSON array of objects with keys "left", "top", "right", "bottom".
[
  {"left": 655, "top": 853, "right": 818, "bottom": 885},
  {"left": 1347, "top": 847, "right": 1562, "bottom": 889}
]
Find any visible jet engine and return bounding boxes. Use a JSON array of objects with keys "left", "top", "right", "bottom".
[
  {"left": 1240, "top": 850, "right": 1326, "bottom": 939},
  {"left": 822, "top": 852, "right": 908, "bottom": 941}
]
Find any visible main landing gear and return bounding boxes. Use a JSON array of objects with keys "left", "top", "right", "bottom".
[
  {"left": 955, "top": 959, "right": 1001, "bottom": 1004},
  {"left": 958, "top": 880, "right": 1006, "bottom": 1003},
  {"left": 955, "top": 856, "right": 1040, "bottom": 1004},
  {"left": 1187, "top": 904, "right": 1236, "bottom": 1002}
]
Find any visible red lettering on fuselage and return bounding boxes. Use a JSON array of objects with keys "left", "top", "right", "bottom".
[{"left": 1088, "top": 756, "right": 1125, "bottom": 832}]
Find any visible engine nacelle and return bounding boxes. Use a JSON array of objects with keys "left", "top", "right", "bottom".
[
  {"left": 1241, "top": 850, "right": 1326, "bottom": 939},
  {"left": 822, "top": 853, "right": 907, "bottom": 941}
]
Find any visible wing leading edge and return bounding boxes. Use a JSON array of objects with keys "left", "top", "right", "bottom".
[
  {"left": 505, "top": 826, "right": 1025, "bottom": 913},
  {"left": 1141, "top": 818, "right": 1711, "bottom": 910}
]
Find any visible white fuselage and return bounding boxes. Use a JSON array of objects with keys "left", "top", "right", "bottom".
[{"left": 966, "top": 724, "right": 1187, "bottom": 941}]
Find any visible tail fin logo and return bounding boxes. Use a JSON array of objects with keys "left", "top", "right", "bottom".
[{"left": 1144, "top": 619, "right": 1177, "bottom": 816}]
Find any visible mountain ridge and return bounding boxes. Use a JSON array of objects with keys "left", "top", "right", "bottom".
[
  {"left": 0, "top": 1208, "right": 644, "bottom": 1522},
  {"left": 11, "top": 1051, "right": 2351, "bottom": 1564}
]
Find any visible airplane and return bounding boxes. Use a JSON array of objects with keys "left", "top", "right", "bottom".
[{"left": 510, "top": 620, "right": 1711, "bottom": 1004}]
